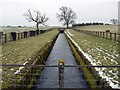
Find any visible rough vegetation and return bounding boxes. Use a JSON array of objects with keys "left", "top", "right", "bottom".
[
  {"left": 67, "top": 37, "right": 97, "bottom": 88},
  {"left": 1, "top": 29, "right": 59, "bottom": 88},
  {"left": 75, "top": 25, "right": 118, "bottom": 33},
  {"left": 66, "top": 28, "right": 119, "bottom": 88}
]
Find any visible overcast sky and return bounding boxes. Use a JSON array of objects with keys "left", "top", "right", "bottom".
[{"left": 0, "top": 0, "right": 119, "bottom": 26}]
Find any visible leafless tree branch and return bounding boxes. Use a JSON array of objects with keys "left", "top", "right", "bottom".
[
  {"left": 24, "top": 9, "right": 49, "bottom": 30},
  {"left": 57, "top": 6, "right": 76, "bottom": 28}
]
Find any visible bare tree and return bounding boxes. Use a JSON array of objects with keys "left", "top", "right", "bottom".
[
  {"left": 57, "top": 6, "right": 76, "bottom": 28},
  {"left": 24, "top": 9, "right": 49, "bottom": 30},
  {"left": 110, "top": 19, "right": 118, "bottom": 25}
]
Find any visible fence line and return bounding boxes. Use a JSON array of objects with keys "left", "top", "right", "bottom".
[
  {"left": 73, "top": 28, "right": 120, "bottom": 42},
  {"left": 2, "top": 64, "right": 120, "bottom": 89},
  {"left": 0, "top": 29, "right": 53, "bottom": 44},
  {"left": 1, "top": 64, "right": 120, "bottom": 68}
]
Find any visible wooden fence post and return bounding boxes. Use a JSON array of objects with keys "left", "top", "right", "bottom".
[
  {"left": 58, "top": 60, "right": 64, "bottom": 88},
  {"left": 114, "top": 33, "right": 116, "bottom": 41},
  {"left": 103, "top": 32, "right": 105, "bottom": 38},
  {"left": 0, "top": 32, "right": 3, "bottom": 44},
  {"left": 105, "top": 30, "right": 110, "bottom": 39},
  {"left": 5, "top": 34, "right": 7, "bottom": 43},
  {"left": 110, "top": 33, "right": 112, "bottom": 40},
  {"left": 95, "top": 32, "right": 97, "bottom": 37},
  {"left": 36, "top": 30, "right": 39, "bottom": 35},
  {"left": 100, "top": 32, "right": 102, "bottom": 38},
  {"left": 98, "top": 32, "right": 100, "bottom": 37},
  {"left": 23, "top": 31, "right": 28, "bottom": 38},
  {"left": 11, "top": 32, "right": 17, "bottom": 41},
  {"left": 106, "top": 32, "right": 108, "bottom": 39},
  {"left": 21, "top": 33, "right": 23, "bottom": 39}
]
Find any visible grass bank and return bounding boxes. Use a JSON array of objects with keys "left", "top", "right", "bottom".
[
  {"left": 1, "top": 29, "right": 59, "bottom": 88},
  {"left": 66, "top": 29, "right": 119, "bottom": 88},
  {"left": 66, "top": 34, "right": 97, "bottom": 88}
]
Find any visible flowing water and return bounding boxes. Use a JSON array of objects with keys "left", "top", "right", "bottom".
[{"left": 34, "top": 33, "right": 89, "bottom": 89}]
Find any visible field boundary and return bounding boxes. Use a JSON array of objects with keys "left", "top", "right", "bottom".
[
  {"left": 0, "top": 29, "right": 53, "bottom": 44},
  {"left": 65, "top": 31, "right": 120, "bottom": 88},
  {"left": 1, "top": 30, "right": 59, "bottom": 89},
  {"left": 73, "top": 28, "right": 120, "bottom": 42}
]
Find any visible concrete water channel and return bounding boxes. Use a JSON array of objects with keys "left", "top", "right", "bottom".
[{"left": 34, "top": 33, "right": 89, "bottom": 89}]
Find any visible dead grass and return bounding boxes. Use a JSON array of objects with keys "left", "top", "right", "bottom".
[
  {"left": 75, "top": 25, "right": 118, "bottom": 33},
  {"left": 1, "top": 29, "right": 59, "bottom": 88},
  {"left": 66, "top": 29, "right": 119, "bottom": 88}
]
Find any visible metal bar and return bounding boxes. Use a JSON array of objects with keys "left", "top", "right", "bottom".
[
  {"left": 65, "top": 65, "right": 120, "bottom": 68},
  {"left": 58, "top": 60, "right": 64, "bottom": 88},
  {"left": 1, "top": 64, "right": 58, "bottom": 67},
  {"left": 1, "top": 64, "right": 120, "bottom": 68}
]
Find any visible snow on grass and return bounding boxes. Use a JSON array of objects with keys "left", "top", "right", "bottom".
[
  {"left": 65, "top": 30, "right": 120, "bottom": 89},
  {"left": 66, "top": 29, "right": 74, "bottom": 36},
  {"left": 14, "top": 61, "right": 28, "bottom": 75}
]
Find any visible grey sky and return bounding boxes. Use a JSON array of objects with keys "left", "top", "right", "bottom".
[{"left": 0, "top": 0, "right": 119, "bottom": 26}]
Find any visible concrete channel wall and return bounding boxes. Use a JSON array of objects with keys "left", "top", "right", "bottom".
[{"left": 65, "top": 32, "right": 111, "bottom": 88}]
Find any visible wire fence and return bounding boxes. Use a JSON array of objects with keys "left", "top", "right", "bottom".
[
  {"left": 73, "top": 28, "right": 120, "bottom": 42},
  {"left": 0, "top": 29, "right": 53, "bottom": 44},
  {"left": 1, "top": 64, "right": 120, "bottom": 89}
]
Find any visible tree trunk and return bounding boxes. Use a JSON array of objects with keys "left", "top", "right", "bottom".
[
  {"left": 36, "top": 23, "right": 39, "bottom": 30},
  {"left": 66, "top": 23, "right": 69, "bottom": 28}
]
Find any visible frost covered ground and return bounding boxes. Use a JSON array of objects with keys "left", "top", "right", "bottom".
[{"left": 66, "top": 29, "right": 119, "bottom": 89}]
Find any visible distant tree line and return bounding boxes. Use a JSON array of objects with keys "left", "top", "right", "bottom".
[
  {"left": 23, "top": 8, "right": 119, "bottom": 28},
  {"left": 72, "top": 22, "right": 106, "bottom": 27}
]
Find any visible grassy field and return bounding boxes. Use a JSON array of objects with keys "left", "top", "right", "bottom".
[
  {"left": 1, "top": 29, "right": 59, "bottom": 88},
  {"left": 2, "top": 30, "right": 59, "bottom": 64},
  {"left": 1, "top": 26, "right": 53, "bottom": 34},
  {"left": 75, "top": 25, "right": 118, "bottom": 33},
  {"left": 66, "top": 29, "right": 119, "bottom": 88},
  {"left": 0, "top": 26, "right": 56, "bottom": 44}
]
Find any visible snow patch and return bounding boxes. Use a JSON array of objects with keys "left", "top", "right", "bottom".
[
  {"left": 66, "top": 29, "right": 74, "bottom": 36},
  {"left": 14, "top": 61, "right": 28, "bottom": 75},
  {"left": 65, "top": 32, "right": 120, "bottom": 89},
  {"left": 96, "top": 48, "right": 116, "bottom": 59}
]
